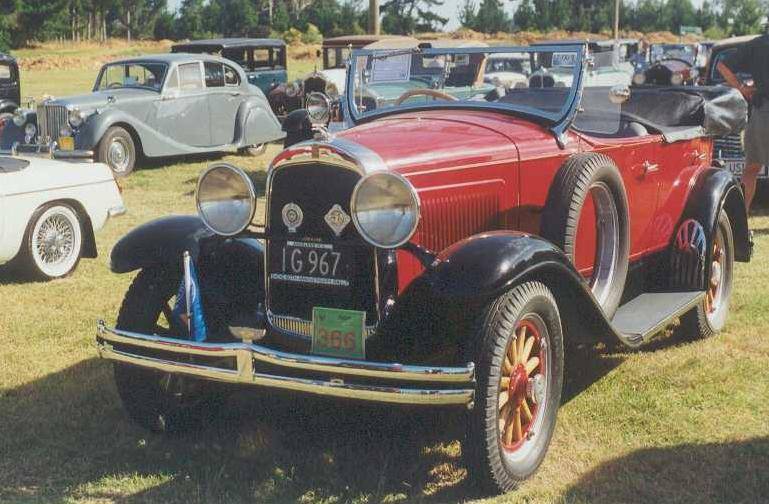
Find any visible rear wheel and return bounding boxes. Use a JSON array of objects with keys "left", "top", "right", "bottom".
[
  {"left": 541, "top": 153, "right": 630, "bottom": 318},
  {"left": 98, "top": 126, "right": 136, "bottom": 177},
  {"left": 464, "top": 281, "right": 564, "bottom": 494},
  {"left": 680, "top": 210, "right": 734, "bottom": 340},
  {"left": 113, "top": 267, "right": 224, "bottom": 433},
  {"left": 20, "top": 203, "right": 83, "bottom": 280}
]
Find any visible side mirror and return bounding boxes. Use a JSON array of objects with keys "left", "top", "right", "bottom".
[{"left": 609, "top": 84, "right": 631, "bottom": 105}]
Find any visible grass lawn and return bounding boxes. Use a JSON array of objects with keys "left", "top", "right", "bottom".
[{"left": 1, "top": 43, "right": 768, "bottom": 504}]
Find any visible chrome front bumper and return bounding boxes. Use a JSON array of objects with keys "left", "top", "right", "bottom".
[
  {"left": 96, "top": 321, "right": 476, "bottom": 408},
  {"left": 0, "top": 142, "right": 94, "bottom": 161}
]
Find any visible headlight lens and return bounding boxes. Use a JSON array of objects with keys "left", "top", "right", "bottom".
[
  {"left": 68, "top": 108, "right": 86, "bottom": 128},
  {"left": 670, "top": 72, "right": 684, "bottom": 86},
  {"left": 24, "top": 123, "right": 36, "bottom": 137},
  {"left": 306, "top": 92, "right": 331, "bottom": 125},
  {"left": 325, "top": 82, "right": 339, "bottom": 99},
  {"left": 196, "top": 163, "right": 256, "bottom": 236},
  {"left": 632, "top": 72, "right": 646, "bottom": 86},
  {"left": 286, "top": 81, "right": 299, "bottom": 97},
  {"left": 12, "top": 110, "right": 26, "bottom": 126},
  {"left": 352, "top": 172, "right": 420, "bottom": 248}
]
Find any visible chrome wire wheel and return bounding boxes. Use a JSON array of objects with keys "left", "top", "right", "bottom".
[
  {"left": 587, "top": 181, "right": 620, "bottom": 308},
  {"left": 29, "top": 205, "right": 82, "bottom": 278},
  {"left": 498, "top": 315, "right": 549, "bottom": 461},
  {"left": 108, "top": 137, "right": 131, "bottom": 174}
]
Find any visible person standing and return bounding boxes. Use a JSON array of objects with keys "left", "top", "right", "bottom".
[{"left": 717, "top": 29, "right": 769, "bottom": 213}]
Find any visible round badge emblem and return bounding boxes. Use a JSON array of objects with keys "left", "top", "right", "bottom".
[{"left": 282, "top": 203, "right": 303, "bottom": 233}]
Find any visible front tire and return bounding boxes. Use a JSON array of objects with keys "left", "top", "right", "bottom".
[
  {"left": 464, "top": 281, "right": 564, "bottom": 494},
  {"left": 113, "top": 267, "right": 224, "bottom": 433},
  {"left": 21, "top": 203, "right": 83, "bottom": 280},
  {"left": 680, "top": 210, "right": 734, "bottom": 340},
  {"left": 97, "top": 126, "right": 136, "bottom": 177}
]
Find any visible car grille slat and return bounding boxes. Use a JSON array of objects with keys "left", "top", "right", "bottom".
[
  {"left": 713, "top": 134, "right": 744, "bottom": 160},
  {"left": 36, "top": 104, "right": 68, "bottom": 143}
]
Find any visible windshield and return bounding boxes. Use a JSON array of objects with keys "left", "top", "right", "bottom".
[
  {"left": 709, "top": 48, "right": 752, "bottom": 84},
  {"left": 347, "top": 45, "right": 584, "bottom": 124},
  {"left": 651, "top": 44, "right": 695, "bottom": 64},
  {"left": 485, "top": 55, "right": 531, "bottom": 75},
  {"left": 95, "top": 62, "right": 167, "bottom": 91}
]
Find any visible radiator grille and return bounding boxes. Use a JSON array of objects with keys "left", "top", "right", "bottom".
[{"left": 36, "top": 103, "right": 68, "bottom": 143}]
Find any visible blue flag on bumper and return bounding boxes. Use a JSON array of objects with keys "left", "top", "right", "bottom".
[{"left": 172, "top": 251, "right": 208, "bottom": 342}]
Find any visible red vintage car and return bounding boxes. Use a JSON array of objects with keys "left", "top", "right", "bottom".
[{"left": 96, "top": 44, "right": 751, "bottom": 495}]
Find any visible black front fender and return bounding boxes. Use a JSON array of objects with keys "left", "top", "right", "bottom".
[
  {"left": 110, "top": 215, "right": 216, "bottom": 274},
  {"left": 370, "top": 231, "right": 616, "bottom": 362}
]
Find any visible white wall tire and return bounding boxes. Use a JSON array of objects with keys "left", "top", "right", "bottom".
[{"left": 24, "top": 203, "right": 83, "bottom": 280}]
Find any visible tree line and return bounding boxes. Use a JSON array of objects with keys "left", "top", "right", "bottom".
[{"left": 0, "top": 0, "right": 765, "bottom": 51}]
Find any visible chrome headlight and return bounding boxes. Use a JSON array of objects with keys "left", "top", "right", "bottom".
[
  {"left": 286, "top": 81, "right": 299, "bottom": 97},
  {"left": 24, "top": 123, "right": 36, "bottom": 138},
  {"left": 196, "top": 163, "right": 256, "bottom": 236},
  {"left": 325, "top": 82, "right": 339, "bottom": 100},
  {"left": 68, "top": 108, "right": 87, "bottom": 128},
  {"left": 351, "top": 172, "right": 420, "bottom": 248},
  {"left": 670, "top": 72, "right": 684, "bottom": 86},
  {"left": 306, "top": 92, "right": 331, "bottom": 125},
  {"left": 632, "top": 72, "right": 646, "bottom": 86},
  {"left": 12, "top": 109, "right": 26, "bottom": 127}
]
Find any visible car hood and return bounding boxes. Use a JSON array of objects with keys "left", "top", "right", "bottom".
[
  {"left": 44, "top": 88, "right": 158, "bottom": 110},
  {"left": 0, "top": 156, "right": 115, "bottom": 196},
  {"left": 336, "top": 110, "right": 530, "bottom": 175}
]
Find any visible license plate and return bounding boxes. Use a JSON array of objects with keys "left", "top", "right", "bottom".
[
  {"left": 312, "top": 306, "right": 365, "bottom": 359},
  {"left": 724, "top": 160, "right": 745, "bottom": 175},
  {"left": 58, "top": 136, "right": 74, "bottom": 151},
  {"left": 269, "top": 240, "right": 350, "bottom": 287}
]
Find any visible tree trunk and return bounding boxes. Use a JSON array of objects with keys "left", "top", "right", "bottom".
[
  {"left": 127, "top": 10, "right": 131, "bottom": 42},
  {"left": 369, "top": 0, "right": 380, "bottom": 34}
]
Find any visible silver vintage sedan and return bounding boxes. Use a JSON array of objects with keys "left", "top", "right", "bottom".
[{"left": 1, "top": 54, "right": 285, "bottom": 176}]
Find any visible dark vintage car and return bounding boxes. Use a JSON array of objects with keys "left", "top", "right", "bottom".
[
  {"left": 1, "top": 54, "right": 284, "bottom": 176},
  {"left": 703, "top": 35, "right": 768, "bottom": 180},
  {"left": 96, "top": 45, "right": 751, "bottom": 495},
  {"left": 633, "top": 43, "right": 699, "bottom": 86},
  {"left": 268, "top": 34, "right": 416, "bottom": 120},
  {"left": 171, "top": 38, "right": 288, "bottom": 97},
  {"left": 0, "top": 52, "right": 21, "bottom": 117}
]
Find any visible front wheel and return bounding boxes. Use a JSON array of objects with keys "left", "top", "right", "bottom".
[
  {"left": 97, "top": 126, "right": 137, "bottom": 177},
  {"left": 463, "top": 281, "right": 564, "bottom": 494},
  {"left": 113, "top": 267, "right": 224, "bottom": 433},
  {"left": 680, "top": 210, "right": 734, "bottom": 340}
]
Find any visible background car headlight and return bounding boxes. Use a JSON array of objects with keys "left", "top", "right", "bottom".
[
  {"left": 670, "top": 72, "right": 684, "bottom": 86},
  {"left": 24, "top": 123, "right": 36, "bottom": 138},
  {"left": 632, "top": 72, "right": 646, "bottom": 85},
  {"left": 196, "top": 163, "right": 256, "bottom": 236},
  {"left": 12, "top": 110, "right": 26, "bottom": 126},
  {"left": 306, "top": 92, "right": 331, "bottom": 125},
  {"left": 286, "top": 81, "right": 299, "bottom": 97},
  {"left": 351, "top": 172, "right": 420, "bottom": 248},
  {"left": 68, "top": 108, "right": 86, "bottom": 128},
  {"left": 325, "top": 82, "right": 339, "bottom": 99}
]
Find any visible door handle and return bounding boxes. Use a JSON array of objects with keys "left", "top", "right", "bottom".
[{"left": 643, "top": 161, "right": 659, "bottom": 174}]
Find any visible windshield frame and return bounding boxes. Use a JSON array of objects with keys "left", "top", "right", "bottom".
[
  {"left": 344, "top": 44, "right": 586, "bottom": 136},
  {"left": 93, "top": 61, "right": 169, "bottom": 93}
]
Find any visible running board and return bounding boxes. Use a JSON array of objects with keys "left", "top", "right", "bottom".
[{"left": 611, "top": 291, "right": 705, "bottom": 346}]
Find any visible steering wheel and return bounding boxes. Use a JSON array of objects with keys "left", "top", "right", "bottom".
[{"left": 395, "top": 89, "right": 458, "bottom": 105}]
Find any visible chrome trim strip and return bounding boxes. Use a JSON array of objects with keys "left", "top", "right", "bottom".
[
  {"left": 268, "top": 312, "right": 377, "bottom": 340},
  {"left": 96, "top": 321, "right": 475, "bottom": 407}
]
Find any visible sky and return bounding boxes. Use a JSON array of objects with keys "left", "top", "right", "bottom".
[{"left": 167, "top": 0, "right": 707, "bottom": 32}]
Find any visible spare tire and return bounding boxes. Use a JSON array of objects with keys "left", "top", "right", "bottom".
[{"left": 541, "top": 153, "right": 630, "bottom": 318}]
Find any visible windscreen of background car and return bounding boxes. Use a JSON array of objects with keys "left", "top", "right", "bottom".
[
  {"left": 348, "top": 46, "right": 583, "bottom": 124},
  {"left": 96, "top": 63, "right": 167, "bottom": 91},
  {"left": 651, "top": 44, "right": 696, "bottom": 65}
]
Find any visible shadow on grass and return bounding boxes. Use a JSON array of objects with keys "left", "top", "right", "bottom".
[
  {"left": 0, "top": 358, "right": 476, "bottom": 503},
  {"left": 564, "top": 438, "right": 769, "bottom": 503}
]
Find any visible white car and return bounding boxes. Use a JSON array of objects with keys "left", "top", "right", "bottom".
[{"left": 0, "top": 156, "right": 125, "bottom": 279}]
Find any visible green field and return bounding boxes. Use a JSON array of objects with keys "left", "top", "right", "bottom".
[{"left": 1, "top": 43, "right": 768, "bottom": 504}]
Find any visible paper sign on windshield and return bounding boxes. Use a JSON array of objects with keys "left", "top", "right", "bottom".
[
  {"left": 370, "top": 54, "right": 411, "bottom": 82},
  {"left": 552, "top": 52, "right": 578, "bottom": 67}
]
